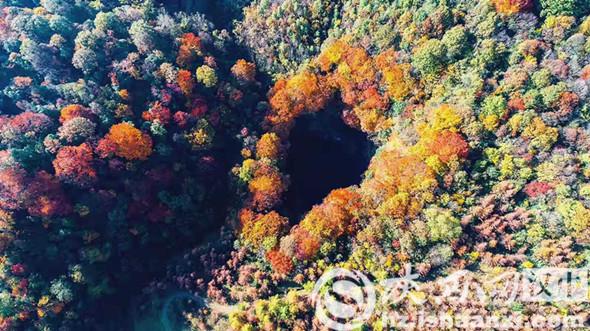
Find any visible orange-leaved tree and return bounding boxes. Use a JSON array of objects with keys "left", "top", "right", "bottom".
[
  {"left": 231, "top": 59, "right": 257, "bottom": 83},
  {"left": 53, "top": 143, "right": 97, "bottom": 187},
  {"left": 177, "top": 69, "right": 195, "bottom": 96},
  {"left": 240, "top": 209, "right": 289, "bottom": 251},
  {"left": 59, "top": 104, "right": 94, "bottom": 123},
  {"left": 256, "top": 133, "right": 282, "bottom": 160},
  {"left": 247, "top": 164, "right": 286, "bottom": 211},
  {"left": 176, "top": 33, "right": 202, "bottom": 67},
  {"left": 97, "top": 123, "right": 153, "bottom": 160},
  {"left": 268, "top": 71, "right": 332, "bottom": 133}
]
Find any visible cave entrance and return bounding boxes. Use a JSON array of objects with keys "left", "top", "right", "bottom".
[{"left": 282, "top": 109, "right": 374, "bottom": 219}]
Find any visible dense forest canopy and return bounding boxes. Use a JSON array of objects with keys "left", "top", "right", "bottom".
[{"left": 2, "top": 0, "right": 590, "bottom": 330}]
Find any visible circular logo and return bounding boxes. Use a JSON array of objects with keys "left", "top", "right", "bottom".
[{"left": 311, "top": 268, "right": 376, "bottom": 330}]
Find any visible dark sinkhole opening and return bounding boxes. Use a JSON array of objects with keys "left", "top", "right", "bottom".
[{"left": 282, "top": 109, "right": 375, "bottom": 219}]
